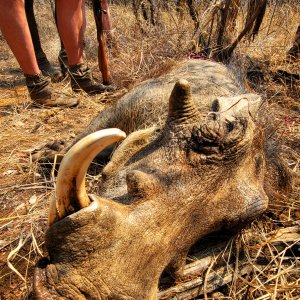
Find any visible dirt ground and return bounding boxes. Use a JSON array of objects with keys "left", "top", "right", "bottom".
[{"left": 0, "top": 2, "right": 300, "bottom": 299}]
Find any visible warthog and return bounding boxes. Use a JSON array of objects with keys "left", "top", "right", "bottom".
[{"left": 34, "top": 59, "right": 289, "bottom": 299}]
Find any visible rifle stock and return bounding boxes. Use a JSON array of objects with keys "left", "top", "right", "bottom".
[{"left": 93, "top": 0, "right": 111, "bottom": 85}]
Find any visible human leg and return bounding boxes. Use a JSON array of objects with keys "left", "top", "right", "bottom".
[
  {"left": 0, "top": 0, "right": 78, "bottom": 107},
  {"left": 56, "top": 0, "right": 115, "bottom": 94},
  {"left": 55, "top": 0, "right": 85, "bottom": 66},
  {"left": 0, "top": 0, "right": 39, "bottom": 75},
  {"left": 25, "top": 0, "right": 63, "bottom": 81}
]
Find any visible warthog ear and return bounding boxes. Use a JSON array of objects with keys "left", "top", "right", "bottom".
[
  {"left": 167, "top": 79, "right": 201, "bottom": 125},
  {"left": 211, "top": 93, "right": 263, "bottom": 121}
]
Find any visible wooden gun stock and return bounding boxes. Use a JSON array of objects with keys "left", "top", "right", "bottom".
[{"left": 93, "top": 0, "right": 111, "bottom": 85}]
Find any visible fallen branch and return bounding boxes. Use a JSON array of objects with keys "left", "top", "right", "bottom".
[
  {"left": 158, "top": 226, "right": 300, "bottom": 299},
  {"left": 159, "top": 263, "right": 252, "bottom": 299}
]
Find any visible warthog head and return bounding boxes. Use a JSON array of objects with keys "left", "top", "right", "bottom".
[{"left": 34, "top": 79, "right": 270, "bottom": 299}]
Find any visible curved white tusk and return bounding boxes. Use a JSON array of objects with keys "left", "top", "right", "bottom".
[{"left": 48, "top": 128, "right": 126, "bottom": 226}]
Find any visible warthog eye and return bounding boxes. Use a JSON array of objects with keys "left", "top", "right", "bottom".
[{"left": 226, "top": 120, "right": 235, "bottom": 133}]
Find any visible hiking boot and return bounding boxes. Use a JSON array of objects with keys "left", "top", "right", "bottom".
[
  {"left": 69, "top": 63, "right": 116, "bottom": 95},
  {"left": 36, "top": 51, "right": 63, "bottom": 83},
  {"left": 25, "top": 73, "right": 79, "bottom": 108}
]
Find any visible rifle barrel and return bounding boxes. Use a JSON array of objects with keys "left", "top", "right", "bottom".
[{"left": 93, "top": 0, "right": 111, "bottom": 85}]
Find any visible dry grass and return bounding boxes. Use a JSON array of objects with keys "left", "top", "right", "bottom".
[{"left": 0, "top": 1, "right": 299, "bottom": 299}]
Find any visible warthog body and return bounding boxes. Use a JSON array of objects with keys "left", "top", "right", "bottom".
[
  {"left": 74, "top": 59, "right": 245, "bottom": 144},
  {"left": 34, "top": 59, "right": 282, "bottom": 299}
]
